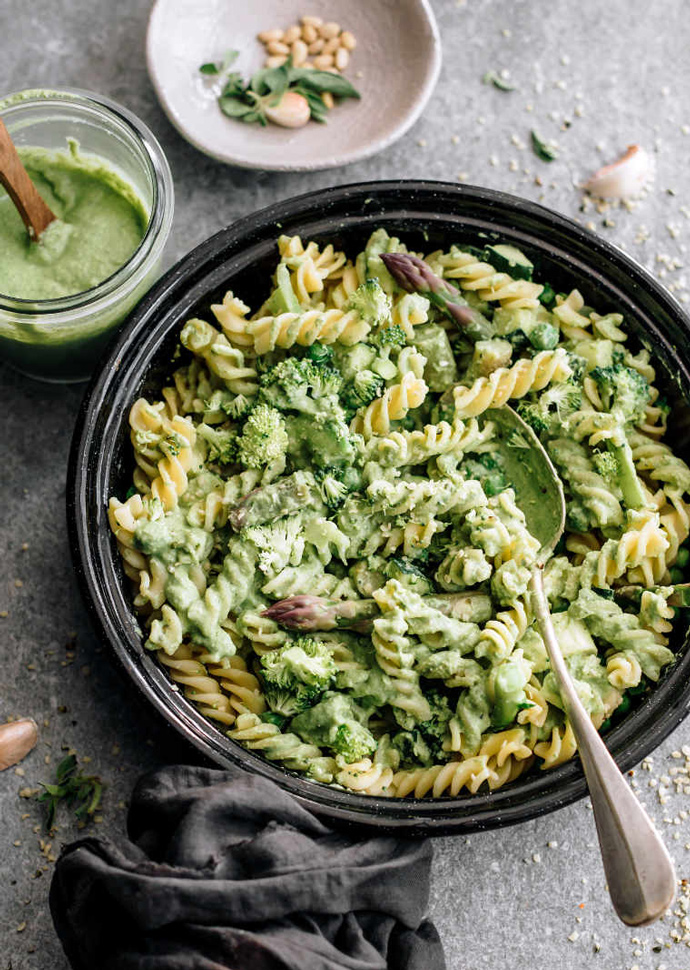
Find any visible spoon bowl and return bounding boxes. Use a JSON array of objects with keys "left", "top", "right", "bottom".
[{"left": 490, "top": 406, "right": 677, "bottom": 926}]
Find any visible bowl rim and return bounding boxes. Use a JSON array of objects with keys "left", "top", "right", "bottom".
[
  {"left": 145, "top": 0, "right": 443, "bottom": 172},
  {"left": 68, "top": 179, "right": 690, "bottom": 835}
]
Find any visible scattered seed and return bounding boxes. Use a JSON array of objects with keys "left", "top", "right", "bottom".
[
  {"left": 313, "top": 53, "right": 335, "bottom": 70},
  {"left": 257, "top": 29, "right": 284, "bottom": 43},
  {"left": 340, "top": 30, "right": 356, "bottom": 50},
  {"left": 320, "top": 21, "right": 341, "bottom": 39},
  {"left": 335, "top": 48, "right": 350, "bottom": 71}
]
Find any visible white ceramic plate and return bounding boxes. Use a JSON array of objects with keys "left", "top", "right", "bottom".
[{"left": 146, "top": 0, "right": 442, "bottom": 171}]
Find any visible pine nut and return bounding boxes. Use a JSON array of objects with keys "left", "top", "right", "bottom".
[
  {"left": 313, "top": 53, "right": 334, "bottom": 69},
  {"left": 321, "top": 92, "right": 335, "bottom": 109},
  {"left": 308, "top": 38, "right": 324, "bottom": 54},
  {"left": 265, "top": 55, "right": 288, "bottom": 68},
  {"left": 301, "top": 15, "right": 323, "bottom": 27},
  {"left": 301, "top": 23, "right": 318, "bottom": 43},
  {"left": 283, "top": 25, "right": 301, "bottom": 44},
  {"left": 257, "top": 29, "right": 284, "bottom": 43},
  {"left": 334, "top": 48, "right": 350, "bottom": 71},
  {"left": 291, "top": 39, "right": 308, "bottom": 66},
  {"left": 320, "top": 21, "right": 341, "bottom": 39},
  {"left": 340, "top": 30, "right": 357, "bottom": 50},
  {"left": 301, "top": 61, "right": 314, "bottom": 69},
  {"left": 266, "top": 40, "right": 290, "bottom": 55},
  {"left": 323, "top": 37, "right": 340, "bottom": 54}
]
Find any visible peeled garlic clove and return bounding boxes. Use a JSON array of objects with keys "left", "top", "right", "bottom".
[
  {"left": 583, "top": 144, "right": 653, "bottom": 200},
  {"left": 0, "top": 718, "right": 38, "bottom": 771},
  {"left": 264, "top": 91, "right": 311, "bottom": 129}
]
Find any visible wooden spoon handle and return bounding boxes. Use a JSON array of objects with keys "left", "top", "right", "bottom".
[{"left": 0, "top": 118, "right": 56, "bottom": 240}]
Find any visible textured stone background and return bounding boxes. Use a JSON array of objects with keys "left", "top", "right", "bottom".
[{"left": 2, "top": 1, "right": 690, "bottom": 968}]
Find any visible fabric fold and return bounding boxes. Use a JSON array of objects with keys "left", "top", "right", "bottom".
[{"left": 50, "top": 764, "right": 446, "bottom": 970}]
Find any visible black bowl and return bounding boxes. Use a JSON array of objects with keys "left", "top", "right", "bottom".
[{"left": 68, "top": 180, "right": 690, "bottom": 835}]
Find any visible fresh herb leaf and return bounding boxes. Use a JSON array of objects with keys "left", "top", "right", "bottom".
[
  {"left": 482, "top": 70, "right": 515, "bottom": 91},
  {"left": 36, "top": 754, "right": 103, "bottom": 831},
  {"left": 200, "top": 50, "right": 239, "bottom": 76},
  {"left": 291, "top": 69, "right": 361, "bottom": 99},
  {"left": 531, "top": 130, "right": 558, "bottom": 162},
  {"left": 219, "top": 96, "right": 255, "bottom": 119},
  {"left": 221, "top": 72, "right": 246, "bottom": 98}
]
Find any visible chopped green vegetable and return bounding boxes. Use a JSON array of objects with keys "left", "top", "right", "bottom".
[
  {"left": 482, "top": 71, "right": 516, "bottom": 91},
  {"left": 531, "top": 131, "right": 558, "bottom": 162},
  {"left": 37, "top": 754, "right": 103, "bottom": 831}
]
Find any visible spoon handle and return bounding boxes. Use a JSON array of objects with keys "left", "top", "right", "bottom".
[
  {"left": 0, "top": 118, "right": 56, "bottom": 239},
  {"left": 530, "top": 568, "right": 676, "bottom": 926}
]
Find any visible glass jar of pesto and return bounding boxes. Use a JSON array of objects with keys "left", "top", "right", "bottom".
[{"left": 0, "top": 89, "right": 174, "bottom": 382}]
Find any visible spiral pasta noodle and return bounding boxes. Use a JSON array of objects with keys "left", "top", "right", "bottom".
[
  {"left": 351, "top": 372, "right": 428, "bottom": 437},
  {"left": 452, "top": 349, "right": 572, "bottom": 419},
  {"left": 437, "top": 248, "right": 544, "bottom": 309}
]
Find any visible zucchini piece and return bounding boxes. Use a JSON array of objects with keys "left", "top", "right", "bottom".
[
  {"left": 264, "top": 263, "right": 301, "bottom": 315},
  {"left": 483, "top": 243, "right": 534, "bottom": 281}
]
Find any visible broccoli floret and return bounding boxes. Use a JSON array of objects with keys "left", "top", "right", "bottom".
[
  {"left": 516, "top": 384, "right": 582, "bottom": 438},
  {"left": 368, "top": 324, "right": 406, "bottom": 351},
  {"left": 528, "top": 322, "right": 559, "bottom": 351},
  {"left": 259, "top": 357, "right": 342, "bottom": 414},
  {"left": 305, "top": 342, "right": 334, "bottom": 366},
  {"left": 236, "top": 404, "right": 289, "bottom": 469},
  {"left": 286, "top": 409, "right": 358, "bottom": 468},
  {"left": 391, "top": 729, "right": 433, "bottom": 766},
  {"left": 591, "top": 448, "right": 620, "bottom": 486},
  {"left": 260, "top": 637, "right": 336, "bottom": 717},
  {"left": 340, "top": 369, "right": 385, "bottom": 413},
  {"left": 417, "top": 689, "right": 453, "bottom": 756},
  {"left": 291, "top": 692, "right": 376, "bottom": 763},
  {"left": 589, "top": 364, "right": 651, "bottom": 509},
  {"left": 314, "top": 464, "right": 359, "bottom": 509},
  {"left": 392, "top": 691, "right": 453, "bottom": 763},
  {"left": 591, "top": 363, "right": 651, "bottom": 424},
  {"left": 516, "top": 402, "right": 550, "bottom": 435},
  {"left": 346, "top": 278, "right": 392, "bottom": 326},
  {"left": 196, "top": 423, "right": 237, "bottom": 463},
  {"left": 566, "top": 352, "right": 587, "bottom": 383},
  {"left": 332, "top": 722, "right": 378, "bottom": 762},
  {"left": 226, "top": 394, "right": 253, "bottom": 419}
]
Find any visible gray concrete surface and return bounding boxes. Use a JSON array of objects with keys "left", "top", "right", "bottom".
[{"left": 2, "top": 1, "right": 690, "bottom": 967}]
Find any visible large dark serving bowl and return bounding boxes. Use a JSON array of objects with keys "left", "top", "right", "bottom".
[{"left": 68, "top": 181, "right": 690, "bottom": 835}]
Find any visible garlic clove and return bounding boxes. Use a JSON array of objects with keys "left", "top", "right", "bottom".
[
  {"left": 0, "top": 718, "right": 38, "bottom": 771},
  {"left": 583, "top": 144, "right": 653, "bottom": 201},
  {"left": 264, "top": 91, "right": 311, "bottom": 129}
]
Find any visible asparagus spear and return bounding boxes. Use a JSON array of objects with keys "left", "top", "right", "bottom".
[
  {"left": 228, "top": 470, "right": 323, "bottom": 530},
  {"left": 380, "top": 252, "right": 494, "bottom": 342},
  {"left": 614, "top": 583, "right": 690, "bottom": 609},
  {"left": 263, "top": 591, "right": 493, "bottom": 632}
]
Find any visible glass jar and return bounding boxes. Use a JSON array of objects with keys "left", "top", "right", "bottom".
[{"left": 0, "top": 89, "right": 174, "bottom": 382}]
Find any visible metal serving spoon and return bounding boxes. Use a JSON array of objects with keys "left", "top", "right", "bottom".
[{"left": 489, "top": 405, "right": 676, "bottom": 926}]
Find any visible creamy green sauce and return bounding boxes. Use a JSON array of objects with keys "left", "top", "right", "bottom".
[{"left": 0, "top": 139, "right": 148, "bottom": 300}]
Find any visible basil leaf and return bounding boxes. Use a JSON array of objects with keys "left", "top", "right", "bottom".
[
  {"left": 221, "top": 49, "right": 239, "bottom": 72},
  {"left": 531, "top": 130, "right": 558, "bottom": 162},
  {"left": 293, "top": 70, "right": 360, "bottom": 99},
  {"left": 222, "top": 72, "right": 246, "bottom": 98},
  {"left": 200, "top": 51, "right": 239, "bottom": 76},
  {"left": 250, "top": 62, "right": 290, "bottom": 96},
  {"left": 219, "top": 96, "right": 254, "bottom": 119}
]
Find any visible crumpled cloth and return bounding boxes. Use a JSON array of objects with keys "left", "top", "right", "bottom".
[{"left": 50, "top": 764, "right": 446, "bottom": 970}]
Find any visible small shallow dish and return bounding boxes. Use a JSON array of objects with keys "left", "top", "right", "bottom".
[
  {"left": 146, "top": 0, "right": 442, "bottom": 171},
  {"left": 68, "top": 181, "right": 690, "bottom": 835}
]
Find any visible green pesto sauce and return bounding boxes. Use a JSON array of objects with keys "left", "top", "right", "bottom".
[{"left": 0, "top": 140, "right": 148, "bottom": 300}]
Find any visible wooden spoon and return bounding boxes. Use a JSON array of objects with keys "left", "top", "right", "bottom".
[{"left": 0, "top": 118, "right": 56, "bottom": 240}]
